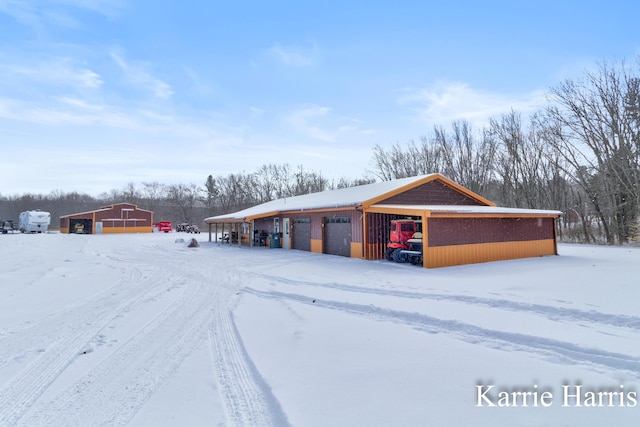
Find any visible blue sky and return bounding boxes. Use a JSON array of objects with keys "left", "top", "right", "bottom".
[{"left": 1, "top": 0, "right": 638, "bottom": 197}]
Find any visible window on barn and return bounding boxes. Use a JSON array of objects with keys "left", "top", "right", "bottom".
[{"left": 327, "top": 217, "right": 351, "bottom": 224}]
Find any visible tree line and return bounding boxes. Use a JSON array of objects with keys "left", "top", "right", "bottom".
[
  {"left": 1, "top": 58, "right": 639, "bottom": 244},
  {"left": 0, "top": 165, "right": 373, "bottom": 231},
  {"left": 369, "top": 59, "right": 640, "bottom": 244}
]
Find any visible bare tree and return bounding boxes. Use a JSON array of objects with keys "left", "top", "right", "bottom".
[
  {"left": 434, "top": 120, "right": 497, "bottom": 195},
  {"left": 332, "top": 176, "right": 377, "bottom": 189},
  {"left": 291, "top": 165, "right": 328, "bottom": 195},
  {"left": 214, "top": 173, "right": 259, "bottom": 212},
  {"left": 253, "top": 163, "right": 292, "bottom": 202},
  {"left": 369, "top": 140, "right": 440, "bottom": 180},
  {"left": 165, "top": 183, "right": 202, "bottom": 224},
  {"left": 369, "top": 120, "right": 496, "bottom": 197},
  {"left": 539, "top": 59, "right": 640, "bottom": 243},
  {"left": 489, "top": 110, "right": 552, "bottom": 208}
]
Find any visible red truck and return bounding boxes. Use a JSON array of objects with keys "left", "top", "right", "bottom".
[{"left": 154, "top": 221, "right": 172, "bottom": 233}]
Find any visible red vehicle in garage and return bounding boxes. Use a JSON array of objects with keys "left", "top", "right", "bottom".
[{"left": 385, "top": 219, "right": 423, "bottom": 264}]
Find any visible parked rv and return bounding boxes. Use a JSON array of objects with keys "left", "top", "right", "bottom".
[{"left": 19, "top": 210, "right": 51, "bottom": 233}]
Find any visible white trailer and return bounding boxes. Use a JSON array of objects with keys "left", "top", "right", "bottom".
[{"left": 19, "top": 210, "right": 51, "bottom": 233}]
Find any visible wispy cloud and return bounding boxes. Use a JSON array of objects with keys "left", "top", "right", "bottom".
[
  {"left": 0, "top": 58, "right": 103, "bottom": 89},
  {"left": 249, "top": 107, "right": 264, "bottom": 119},
  {"left": 266, "top": 41, "right": 319, "bottom": 67},
  {"left": 56, "top": 0, "right": 125, "bottom": 18},
  {"left": 285, "top": 105, "right": 335, "bottom": 141},
  {"left": 182, "top": 65, "right": 214, "bottom": 96},
  {"left": 0, "top": 96, "right": 130, "bottom": 127},
  {"left": 284, "top": 105, "right": 364, "bottom": 142},
  {"left": 110, "top": 50, "right": 174, "bottom": 99},
  {"left": 398, "top": 81, "right": 547, "bottom": 128},
  {"left": 0, "top": 0, "right": 124, "bottom": 32},
  {"left": 0, "top": 93, "right": 230, "bottom": 141}
]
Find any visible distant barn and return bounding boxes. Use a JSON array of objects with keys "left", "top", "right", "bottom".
[
  {"left": 60, "top": 203, "right": 153, "bottom": 234},
  {"left": 204, "top": 174, "right": 561, "bottom": 268}
]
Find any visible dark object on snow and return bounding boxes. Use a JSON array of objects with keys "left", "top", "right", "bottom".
[
  {"left": 176, "top": 223, "right": 200, "bottom": 233},
  {"left": 1, "top": 219, "right": 17, "bottom": 234},
  {"left": 187, "top": 238, "right": 199, "bottom": 248}
]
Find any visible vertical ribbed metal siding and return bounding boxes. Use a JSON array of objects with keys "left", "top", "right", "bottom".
[
  {"left": 324, "top": 217, "right": 352, "bottom": 256},
  {"left": 292, "top": 217, "right": 311, "bottom": 251},
  {"left": 425, "top": 240, "right": 556, "bottom": 268},
  {"left": 428, "top": 217, "right": 555, "bottom": 246},
  {"left": 380, "top": 181, "right": 483, "bottom": 205}
]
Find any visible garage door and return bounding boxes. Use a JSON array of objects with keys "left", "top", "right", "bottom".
[
  {"left": 324, "top": 216, "right": 351, "bottom": 257},
  {"left": 292, "top": 218, "right": 311, "bottom": 251}
]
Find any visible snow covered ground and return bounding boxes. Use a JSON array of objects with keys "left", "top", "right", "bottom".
[{"left": 0, "top": 232, "right": 639, "bottom": 427}]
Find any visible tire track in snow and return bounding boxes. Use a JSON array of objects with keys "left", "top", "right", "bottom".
[
  {"left": 134, "top": 243, "right": 290, "bottom": 426},
  {"left": 16, "top": 275, "right": 217, "bottom": 427},
  {"left": 253, "top": 273, "right": 640, "bottom": 330},
  {"left": 209, "top": 273, "right": 290, "bottom": 427},
  {"left": 0, "top": 266, "right": 172, "bottom": 370},
  {"left": 244, "top": 288, "right": 640, "bottom": 379},
  {"left": 0, "top": 266, "right": 183, "bottom": 426}
]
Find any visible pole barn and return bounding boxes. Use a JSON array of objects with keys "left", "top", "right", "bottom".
[
  {"left": 60, "top": 203, "right": 154, "bottom": 234},
  {"left": 204, "top": 174, "right": 561, "bottom": 268}
]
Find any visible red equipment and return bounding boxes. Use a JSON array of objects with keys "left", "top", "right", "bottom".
[
  {"left": 385, "top": 219, "right": 423, "bottom": 264},
  {"left": 154, "top": 221, "right": 172, "bottom": 233}
]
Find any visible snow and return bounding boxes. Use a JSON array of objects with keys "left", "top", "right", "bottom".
[
  {"left": 372, "top": 204, "right": 563, "bottom": 216},
  {"left": 1, "top": 232, "right": 639, "bottom": 426}
]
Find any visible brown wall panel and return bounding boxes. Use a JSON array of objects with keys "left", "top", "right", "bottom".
[
  {"left": 95, "top": 204, "right": 152, "bottom": 227},
  {"left": 380, "top": 181, "right": 483, "bottom": 206},
  {"left": 428, "top": 217, "right": 555, "bottom": 247},
  {"left": 256, "top": 210, "right": 362, "bottom": 243}
]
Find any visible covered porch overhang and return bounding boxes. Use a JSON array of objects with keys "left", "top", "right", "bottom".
[
  {"left": 204, "top": 211, "right": 279, "bottom": 247},
  {"left": 203, "top": 217, "right": 246, "bottom": 246}
]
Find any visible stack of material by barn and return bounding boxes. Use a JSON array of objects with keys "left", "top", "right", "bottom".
[
  {"left": 60, "top": 203, "right": 153, "bottom": 234},
  {"left": 204, "top": 174, "right": 562, "bottom": 268}
]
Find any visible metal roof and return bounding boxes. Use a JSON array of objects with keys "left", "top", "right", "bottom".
[{"left": 204, "top": 174, "right": 498, "bottom": 223}]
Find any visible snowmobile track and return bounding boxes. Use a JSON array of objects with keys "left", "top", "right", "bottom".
[
  {"left": 253, "top": 273, "right": 640, "bottom": 330},
  {"left": 15, "top": 274, "right": 217, "bottom": 426},
  {"left": 0, "top": 266, "right": 181, "bottom": 426},
  {"left": 244, "top": 288, "right": 640, "bottom": 380},
  {"left": 209, "top": 287, "right": 290, "bottom": 427}
]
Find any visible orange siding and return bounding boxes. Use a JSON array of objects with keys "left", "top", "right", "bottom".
[
  {"left": 350, "top": 242, "right": 363, "bottom": 259},
  {"left": 311, "top": 239, "right": 323, "bottom": 254},
  {"left": 424, "top": 239, "right": 556, "bottom": 268},
  {"left": 421, "top": 213, "right": 429, "bottom": 268},
  {"left": 365, "top": 242, "right": 387, "bottom": 260}
]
